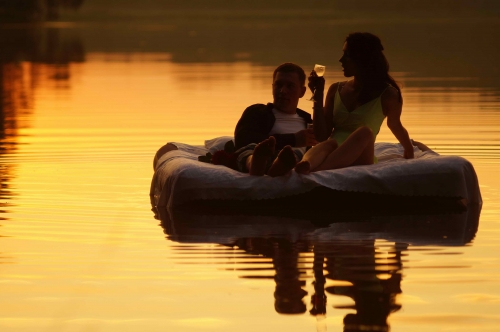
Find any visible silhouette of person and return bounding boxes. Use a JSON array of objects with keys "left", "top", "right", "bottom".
[
  {"left": 295, "top": 32, "right": 414, "bottom": 174},
  {"left": 311, "top": 240, "right": 405, "bottom": 332},
  {"left": 234, "top": 237, "right": 309, "bottom": 314}
]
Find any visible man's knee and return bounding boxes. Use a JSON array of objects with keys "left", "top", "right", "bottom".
[{"left": 153, "top": 143, "right": 178, "bottom": 170}]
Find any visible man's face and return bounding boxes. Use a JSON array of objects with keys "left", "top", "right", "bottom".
[{"left": 272, "top": 72, "right": 306, "bottom": 113}]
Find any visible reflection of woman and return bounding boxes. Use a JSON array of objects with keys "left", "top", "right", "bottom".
[
  {"left": 312, "top": 241, "right": 404, "bottom": 332},
  {"left": 295, "top": 32, "right": 414, "bottom": 174}
]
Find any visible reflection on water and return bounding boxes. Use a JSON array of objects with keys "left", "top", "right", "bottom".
[
  {"left": 0, "top": 12, "right": 500, "bottom": 331},
  {"left": 316, "top": 241, "right": 403, "bottom": 332},
  {"left": 0, "top": 65, "right": 27, "bottom": 210},
  {"left": 0, "top": 27, "right": 83, "bottom": 225},
  {"left": 160, "top": 205, "right": 479, "bottom": 331}
]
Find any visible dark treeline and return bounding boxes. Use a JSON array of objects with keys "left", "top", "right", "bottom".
[
  {"left": 74, "top": 0, "right": 500, "bottom": 20},
  {"left": 80, "top": 0, "right": 500, "bottom": 11},
  {"left": 0, "top": 0, "right": 84, "bottom": 22},
  {"left": 52, "top": 0, "right": 500, "bottom": 87},
  {"left": 0, "top": 27, "right": 84, "bottom": 63},
  {"left": 73, "top": 17, "right": 500, "bottom": 88},
  {"left": 4, "top": 0, "right": 498, "bottom": 24}
]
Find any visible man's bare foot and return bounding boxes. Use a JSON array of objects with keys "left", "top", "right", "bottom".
[
  {"left": 294, "top": 160, "right": 311, "bottom": 175},
  {"left": 249, "top": 137, "right": 276, "bottom": 176},
  {"left": 267, "top": 145, "right": 297, "bottom": 177}
]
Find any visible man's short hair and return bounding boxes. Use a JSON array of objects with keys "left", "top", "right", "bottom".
[{"left": 273, "top": 63, "right": 306, "bottom": 86}]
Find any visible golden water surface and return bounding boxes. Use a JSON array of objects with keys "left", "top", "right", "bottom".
[{"left": 1, "top": 16, "right": 500, "bottom": 332}]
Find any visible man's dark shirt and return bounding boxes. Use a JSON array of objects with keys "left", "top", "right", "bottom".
[{"left": 234, "top": 103, "right": 312, "bottom": 150}]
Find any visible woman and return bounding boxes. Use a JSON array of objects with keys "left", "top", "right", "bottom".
[{"left": 295, "top": 32, "right": 414, "bottom": 174}]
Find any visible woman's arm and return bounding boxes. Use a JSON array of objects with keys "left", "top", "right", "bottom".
[
  {"left": 312, "top": 80, "right": 337, "bottom": 142},
  {"left": 382, "top": 87, "right": 414, "bottom": 159}
]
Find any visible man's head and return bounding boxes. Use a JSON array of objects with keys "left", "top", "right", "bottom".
[{"left": 272, "top": 63, "right": 306, "bottom": 114}]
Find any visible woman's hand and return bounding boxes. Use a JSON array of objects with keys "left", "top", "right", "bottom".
[
  {"left": 403, "top": 147, "right": 414, "bottom": 159},
  {"left": 308, "top": 70, "right": 325, "bottom": 96}
]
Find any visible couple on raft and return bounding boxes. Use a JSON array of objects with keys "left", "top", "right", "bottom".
[
  {"left": 233, "top": 32, "right": 425, "bottom": 177},
  {"left": 154, "top": 32, "right": 428, "bottom": 175}
]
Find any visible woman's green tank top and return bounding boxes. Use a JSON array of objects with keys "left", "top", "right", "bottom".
[{"left": 331, "top": 82, "right": 388, "bottom": 145}]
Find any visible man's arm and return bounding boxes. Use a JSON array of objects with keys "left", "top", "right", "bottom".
[
  {"left": 234, "top": 104, "right": 315, "bottom": 150},
  {"left": 234, "top": 104, "right": 299, "bottom": 150},
  {"left": 234, "top": 104, "right": 274, "bottom": 149},
  {"left": 272, "top": 133, "right": 299, "bottom": 150},
  {"left": 293, "top": 128, "right": 317, "bottom": 147}
]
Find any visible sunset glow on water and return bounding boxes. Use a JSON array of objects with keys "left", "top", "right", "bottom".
[{"left": 1, "top": 11, "right": 500, "bottom": 331}]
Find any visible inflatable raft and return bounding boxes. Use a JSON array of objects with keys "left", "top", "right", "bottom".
[{"left": 151, "top": 137, "right": 482, "bottom": 217}]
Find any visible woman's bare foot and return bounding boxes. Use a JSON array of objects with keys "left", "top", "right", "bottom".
[
  {"left": 249, "top": 137, "right": 276, "bottom": 176},
  {"left": 267, "top": 145, "right": 297, "bottom": 177},
  {"left": 294, "top": 160, "right": 311, "bottom": 175}
]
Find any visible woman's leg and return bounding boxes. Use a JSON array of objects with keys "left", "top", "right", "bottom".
[
  {"left": 295, "top": 139, "right": 339, "bottom": 174},
  {"left": 313, "top": 126, "right": 375, "bottom": 171}
]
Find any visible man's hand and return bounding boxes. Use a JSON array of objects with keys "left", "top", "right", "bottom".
[{"left": 295, "top": 128, "right": 317, "bottom": 147}]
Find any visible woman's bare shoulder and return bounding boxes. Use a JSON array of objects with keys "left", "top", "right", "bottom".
[
  {"left": 328, "top": 82, "right": 340, "bottom": 92},
  {"left": 381, "top": 86, "right": 402, "bottom": 116},
  {"left": 382, "top": 85, "right": 401, "bottom": 100},
  {"left": 326, "top": 82, "right": 341, "bottom": 98}
]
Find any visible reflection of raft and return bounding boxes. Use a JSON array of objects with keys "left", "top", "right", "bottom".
[
  {"left": 159, "top": 203, "right": 480, "bottom": 247},
  {"left": 151, "top": 137, "right": 482, "bottom": 217}
]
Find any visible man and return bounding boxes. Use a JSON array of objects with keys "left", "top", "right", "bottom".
[{"left": 234, "top": 62, "right": 316, "bottom": 176}]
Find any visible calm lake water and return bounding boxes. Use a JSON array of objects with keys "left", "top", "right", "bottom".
[{"left": 1, "top": 14, "right": 500, "bottom": 332}]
